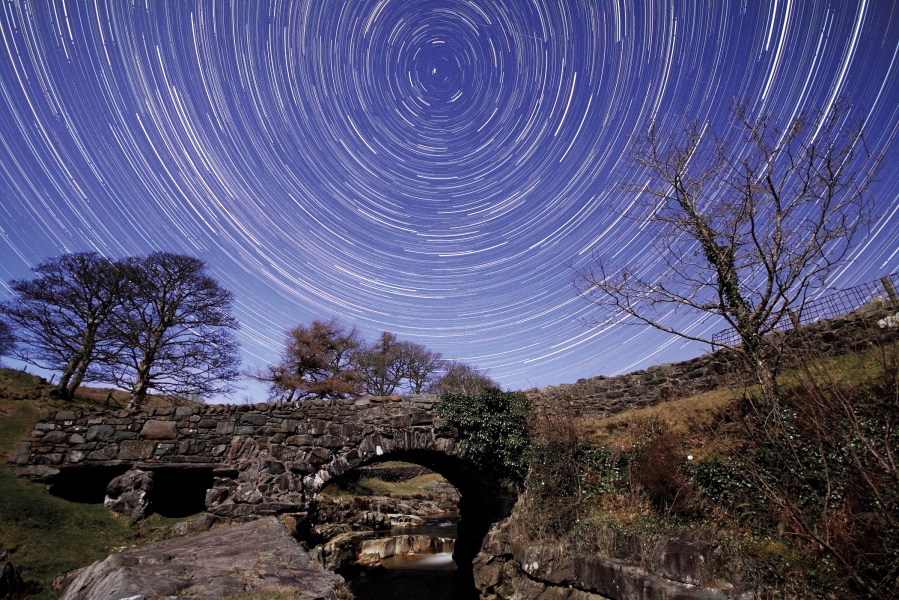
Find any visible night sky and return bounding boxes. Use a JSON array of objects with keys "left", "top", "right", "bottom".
[{"left": 1, "top": 1, "right": 897, "bottom": 399}]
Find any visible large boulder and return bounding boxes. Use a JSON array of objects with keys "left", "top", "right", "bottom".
[
  {"left": 474, "top": 517, "right": 750, "bottom": 600},
  {"left": 104, "top": 469, "right": 155, "bottom": 523},
  {"left": 59, "top": 517, "right": 346, "bottom": 600}
]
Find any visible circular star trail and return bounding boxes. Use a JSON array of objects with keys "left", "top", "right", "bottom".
[{"left": 1, "top": 1, "right": 897, "bottom": 397}]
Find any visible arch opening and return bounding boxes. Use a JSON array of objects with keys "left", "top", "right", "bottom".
[
  {"left": 308, "top": 449, "right": 516, "bottom": 599},
  {"left": 149, "top": 467, "right": 214, "bottom": 518},
  {"left": 48, "top": 464, "right": 131, "bottom": 503},
  {"left": 47, "top": 464, "right": 213, "bottom": 521}
]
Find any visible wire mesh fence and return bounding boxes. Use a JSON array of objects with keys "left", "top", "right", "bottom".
[{"left": 711, "top": 273, "right": 899, "bottom": 348}]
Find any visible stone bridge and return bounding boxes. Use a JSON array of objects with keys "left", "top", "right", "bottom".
[{"left": 9, "top": 394, "right": 512, "bottom": 569}]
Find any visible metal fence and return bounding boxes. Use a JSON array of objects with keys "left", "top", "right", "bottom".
[{"left": 711, "top": 273, "right": 899, "bottom": 348}]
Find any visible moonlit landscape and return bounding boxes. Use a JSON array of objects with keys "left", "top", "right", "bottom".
[{"left": 1, "top": 1, "right": 897, "bottom": 398}]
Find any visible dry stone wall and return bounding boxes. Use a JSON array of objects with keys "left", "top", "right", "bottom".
[{"left": 529, "top": 308, "right": 899, "bottom": 419}]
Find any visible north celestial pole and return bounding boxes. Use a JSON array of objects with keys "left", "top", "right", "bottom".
[{"left": 1, "top": 1, "right": 896, "bottom": 399}]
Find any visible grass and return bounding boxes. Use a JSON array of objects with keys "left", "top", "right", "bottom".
[
  {"left": 576, "top": 386, "right": 736, "bottom": 451},
  {"left": 777, "top": 340, "right": 898, "bottom": 389},
  {"left": 0, "top": 395, "right": 135, "bottom": 598},
  {"left": 574, "top": 341, "right": 899, "bottom": 458},
  {"left": 74, "top": 384, "right": 200, "bottom": 409},
  {"left": 0, "top": 399, "right": 39, "bottom": 455},
  {"left": 0, "top": 466, "right": 135, "bottom": 598},
  {"left": 354, "top": 472, "right": 447, "bottom": 498},
  {"left": 0, "top": 367, "right": 201, "bottom": 599},
  {"left": 318, "top": 466, "right": 448, "bottom": 500}
]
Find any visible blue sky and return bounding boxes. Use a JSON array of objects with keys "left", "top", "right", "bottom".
[{"left": 1, "top": 1, "right": 896, "bottom": 400}]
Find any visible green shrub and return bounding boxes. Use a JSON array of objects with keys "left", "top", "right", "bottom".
[
  {"left": 435, "top": 388, "right": 530, "bottom": 485},
  {"left": 528, "top": 442, "right": 628, "bottom": 533},
  {"left": 522, "top": 411, "right": 636, "bottom": 538}
]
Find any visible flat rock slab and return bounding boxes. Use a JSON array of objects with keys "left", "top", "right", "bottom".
[{"left": 60, "top": 517, "right": 344, "bottom": 600}]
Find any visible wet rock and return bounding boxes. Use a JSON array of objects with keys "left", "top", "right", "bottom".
[
  {"left": 317, "top": 531, "right": 373, "bottom": 571},
  {"left": 359, "top": 535, "right": 454, "bottom": 564},
  {"left": 387, "top": 513, "right": 425, "bottom": 528},
  {"left": 359, "top": 537, "right": 397, "bottom": 563}
]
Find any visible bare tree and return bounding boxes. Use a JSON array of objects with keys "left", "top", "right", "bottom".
[
  {"left": 429, "top": 360, "right": 499, "bottom": 396},
  {"left": 355, "top": 334, "right": 445, "bottom": 395},
  {"left": 263, "top": 318, "right": 363, "bottom": 402},
  {"left": 357, "top": 331, "right": 407, "bottom": 396},
  {"left": 401, "top": 341, "right": 443, "bottom": 394},
  {"left": 575, "top": 103, "right": 880, "bottom": 395},
  {"left": 0, "top": 317, "right": 15, "bottom": 358},
  {"left": 102, "top": 252, "right": 241, "bottom": 407},
  {"left": 0, "top": 252, "right": 126, "bottom": 398}
]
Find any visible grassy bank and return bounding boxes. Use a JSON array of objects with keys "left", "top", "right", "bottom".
[
  {"left": 0, "top": 369, "right": 197, "bottom": 599},
  {"left": 524, "top": 342, "right": 898, "bottom": 598},
  {"left": 318, "top": 462, "right": 450, "bottom": 500}
]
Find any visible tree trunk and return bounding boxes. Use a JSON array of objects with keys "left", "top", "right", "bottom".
[
  {"left": 753, "top": 359, "right": 778, "bottom": 401},
  {"left": 55, "top": 355, "right": 80, "bottom": 400},
  {"left": 66, "top": 364, "right": 87, "bottom": 398},
  {"left": 741, "top": 333, "right": 778, "bottom": 400},
  {"left": 66, "top": 348, "right": 93, "bottom": 398},
  {"left": 129, "top": 327, "right": 165, "bottom": 409},
  {"left": 128, "top": 359, "right": 152, "bottom": 409},
  {"left": 66, "top": 328, "right": 99, "bottom": 398},
  {"left": 128, "top": 381, "right": 148, "bottom": 409}
]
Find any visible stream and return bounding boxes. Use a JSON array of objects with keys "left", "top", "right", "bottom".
[{"left": 340, "top": 522, "right": 476, "bottom": 599}]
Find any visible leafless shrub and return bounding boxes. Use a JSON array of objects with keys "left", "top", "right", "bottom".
[
  {"left": 698, "top": 341, "right": 899, "bottom": 598},
  {"left": 631, "top": 429, "right": 697, "bottom": 517}
]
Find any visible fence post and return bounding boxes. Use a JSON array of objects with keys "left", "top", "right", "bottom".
[{"left": 881, "top": 276, "right": 899, "bottom": 309}]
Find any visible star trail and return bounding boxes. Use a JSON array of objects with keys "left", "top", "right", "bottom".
[{"left": 1, "top": 1, "right": 897, "bottom": 398}]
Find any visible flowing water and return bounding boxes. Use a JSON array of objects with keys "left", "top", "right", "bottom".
[
  {"left": 342, "top": 521, "right": 475, "bottom": 599},
  {"left": 380, "top": 552, "right": 456, "bottom": 570}
]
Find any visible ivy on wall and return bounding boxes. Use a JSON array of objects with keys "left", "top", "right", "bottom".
[{"left": 436, "top": 388, "right": 530, "bottom": 485}]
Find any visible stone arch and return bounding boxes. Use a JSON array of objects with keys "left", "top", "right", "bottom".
[
  {"left": 310, "top": 433, "right": 517, "bottom": 595},
  {"left": 305, "top": 430, "right": 467, "bottom": 493}
]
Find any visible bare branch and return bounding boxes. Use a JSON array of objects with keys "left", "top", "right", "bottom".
[{"left": 575, "top": 103, "right": 881, "bottom": 394}]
